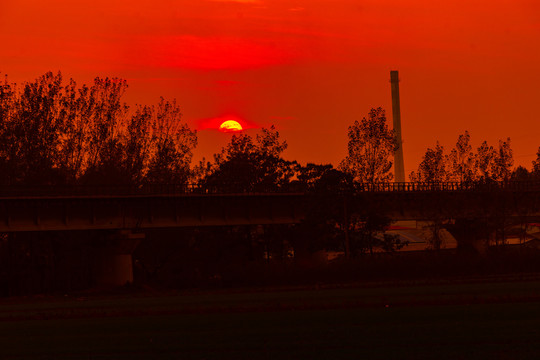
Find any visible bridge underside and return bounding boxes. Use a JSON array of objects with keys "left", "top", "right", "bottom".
[{"left": 3, "top": 189, "right": 540, "bottom": 288}]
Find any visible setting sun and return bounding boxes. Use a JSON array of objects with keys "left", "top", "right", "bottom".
[{"left": 219, "top": 120, "right": 243, "bottom": 133}]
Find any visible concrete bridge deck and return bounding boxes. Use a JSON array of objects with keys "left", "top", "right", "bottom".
[{"left": 0, "top": 193, "right": 306, "bottom": 232}]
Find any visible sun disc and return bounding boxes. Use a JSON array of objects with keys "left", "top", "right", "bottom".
[{"left": 219, "top": 120, "right": 243, "bottom": 132}]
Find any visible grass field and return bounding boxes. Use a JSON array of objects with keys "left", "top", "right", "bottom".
[{"left": 2, "top": 277, "right": 540, "bottom": 359}]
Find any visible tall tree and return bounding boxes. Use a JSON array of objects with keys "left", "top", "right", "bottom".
[
  {"left": 57, "top": 79, "right": 92, "bottom": 182},
  {"left": 0, "top": 74, "right": 16, "bottom": 184},
  {"left": 411, "top": 141, "right": 447, "bottom": 182},
  {"left": 79, "top": 77, "right": 131, "bottom": 185},
  {"left": 531, "top": 147, "right": 540, "bottom": 178},
  {"left": 491, "top": 138, "right": 513, "bottom": 181},
  {"left": 339, "top": 107, "right": 396, "bottom": 183},
  {"left": 145, "top": 98, "right": 197, "bottom": 185},
  {"left": 0, "top": 72, "right": 67, "bottom": 184},
  {"left": 447, "top": 131, "right": 476, "bottom": 182},
  {"left": 475, "top": 140, "right": 496, "bottom": 180}
]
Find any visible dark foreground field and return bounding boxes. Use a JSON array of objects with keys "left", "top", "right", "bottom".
[{"left": 2, "top": 276, "right": 540, "bottom": 359}]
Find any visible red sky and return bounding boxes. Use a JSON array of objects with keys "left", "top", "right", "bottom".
[{"left": 2, "top": 0, "right": 540, "bottom": 175}]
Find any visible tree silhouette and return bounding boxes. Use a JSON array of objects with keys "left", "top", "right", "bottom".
[
  {"left": 532, "top": 147, "right": 540, "bottom": 178},
  {"left": 411, "top": 132, "right": 516, "bottom": 184},
  {"left": 410, "top": 141, "right": 447, "bottom": 182},
  {"left": 0, "top": 72, "right": 67, "bottom": 185},
  {"left": 301, "top": 168, "right": 354, "bottom": 257},
  {"left": 475, "top": 141, "right": 496, "bottom": 181},
  {"left": 0, "top": 74, "right": 16, "bottom": 184},
  {"left": 201, "top": 126, "right": 294, "bottom": 192},
  {"left": 339, "top": 107, "right": 396, "bottom": 183},
  {"left": 447, "top": 131, "right": 475, "bottom": 182},
  {"left": 491, "top": 138, "right": 513, "bottom": 181},
  {"left": 0, "top": 72, "right": 197, "bottom": 187},
  {"left": 77, "top": 77, "right": 131, "bottom": 185},
  {"left": 511, "top": 166, "right": 531, "bottom": 181},
  {"left": 472, "top": 137, "right": 513, "bottom": 182},
  {"left": 348, "top": 214, "right": 405, "bottom": 256},
  {"left": 142, "top": 98, "right": 197, "bottom": 185},
  {"left": 294, "top": 163, "right": 333, "bottom": 191}
]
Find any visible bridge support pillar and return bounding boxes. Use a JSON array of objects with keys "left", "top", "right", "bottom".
[
  {"left": 446, "top": 218, "right": 489, "bottom": 256},
  {"left": 94, "top": 230, "right": 144, "bottom": 287}
]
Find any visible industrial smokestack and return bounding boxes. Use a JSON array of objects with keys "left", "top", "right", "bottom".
[{"left": 390, "top": 70, "right": 405, "bottom": 183}]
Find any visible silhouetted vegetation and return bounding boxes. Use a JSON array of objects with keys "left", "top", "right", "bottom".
[
  {"left": 339, "top": 107, "right": 397, "bottom": 183},
  {"left": 197, "top": 126, "right": 295, "bottom": 192},
  {"left": 2, "top": 72, "right": 540, "bottom": 295},
  {"left": 0, "top": 72, "right": 197, "bottom": 186},
  {"left": 410, "top": 131, "right": 514, "bottom": 182}
]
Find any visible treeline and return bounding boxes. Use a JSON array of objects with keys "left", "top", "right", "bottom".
[
  {"left": 2, "top": 72, "right": 540, "bottom": 189},
  {"left": 411, "top": 132, "right": 540, "bottom": 182},
  {"left": 0, "top": 71, "right": 362, "bottom": 191},
  {"left": 0, "top": 72, "right": 197, "bottom": 186}
]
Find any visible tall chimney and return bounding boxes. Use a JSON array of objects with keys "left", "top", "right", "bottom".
[{"left": 390, "top": 70, "right": 405, "bottom": 183}]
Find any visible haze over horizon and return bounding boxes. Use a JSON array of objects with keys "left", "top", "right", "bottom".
[{"left": 2, "top": 0, "right": 539, "bottom": 174}]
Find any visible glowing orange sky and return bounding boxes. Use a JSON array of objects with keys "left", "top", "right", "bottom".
[{"left": 1, "top": 0, "right": 540, "bottom": 174}]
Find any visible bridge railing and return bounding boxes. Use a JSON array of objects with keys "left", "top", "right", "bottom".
[
  {"left": 355, "top": 182, "right": 471, "bottom": 192},
  {"left": 0, "top": 181, "right": 539, "bottom": 197},
  {"left": 0, "top": 183, "right": 305, "bottom": 197},
  {"left": 352, "top": 181, "right": 540, "bottom": 192}
]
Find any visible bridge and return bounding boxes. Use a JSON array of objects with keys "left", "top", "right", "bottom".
[
  {"left": 0, "top": 181, "right": 539, "bottom": 232},
  {"left": 0, "top": 192, "right": 305, "bottom": 232},
  {"left": 2, "top": 181, "right": 539, "bottom": 286}
]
